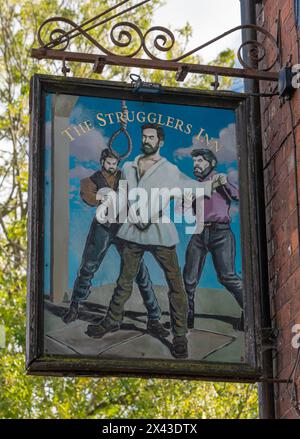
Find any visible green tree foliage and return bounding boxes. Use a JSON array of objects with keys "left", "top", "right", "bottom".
[{"left": 0, "top": 0, "right": 258, "bottom": 419}]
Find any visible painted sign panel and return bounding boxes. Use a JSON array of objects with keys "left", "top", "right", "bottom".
[{"left": 27, "top": 76, "right": 263, "bottom": 380}]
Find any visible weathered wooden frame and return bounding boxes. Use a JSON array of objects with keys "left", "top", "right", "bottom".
[{"left": 26, "top": 74, "right": 265, "bottom": 381}]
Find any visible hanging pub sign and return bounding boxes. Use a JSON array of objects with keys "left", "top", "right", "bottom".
[{"left": 26, "top": 74, "right": 264, "bottom": 380}]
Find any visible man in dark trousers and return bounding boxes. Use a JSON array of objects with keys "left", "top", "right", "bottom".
[
  {"left": 63, "top": 148, "right": 169, "bottom": 338},
  {"left": 183, "top": 148, "right": 244, "bottom": 331},
  {"left": 86, "top": 125, "right": 214, "bottom": 359}
]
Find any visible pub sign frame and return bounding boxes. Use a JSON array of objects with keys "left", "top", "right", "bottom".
[{"left": 26, "top": 74, "right": 265, "bottom": 381}]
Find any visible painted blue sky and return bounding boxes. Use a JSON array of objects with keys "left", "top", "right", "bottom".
[{"left": 44, "top": 92, "right": 241, "bottom": 294}]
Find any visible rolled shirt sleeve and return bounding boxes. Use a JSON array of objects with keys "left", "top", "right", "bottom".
[
  {"left": 223, "top": 180, "right": 239, "bottom": 201},
  {"left": 80, "top": 177, "right": 99, "bottom": 206},
  {"left": 171, "top": 167, "right": 212, "bottom": 199}
]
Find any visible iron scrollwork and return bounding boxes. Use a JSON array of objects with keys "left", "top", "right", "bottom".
[{"left": 33, "top": 0, "right": 280, "bottom": 79}]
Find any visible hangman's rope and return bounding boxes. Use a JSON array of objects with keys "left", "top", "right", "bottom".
[{"left": 108, "top": 100, "right": 132, "bottom": 160}]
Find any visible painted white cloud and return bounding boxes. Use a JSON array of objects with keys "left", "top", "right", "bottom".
[
  {"left": 174, "top": 123, "right": 237, "bottom": 165},
  {"left": 69, "top": 128, "right": 109, "bottom": 163},
  {"left": 173, "top": 136, "right": 207, "bottom": 160},
  {"left": 69, "top": 165, "right": 95, "bottom": 180},
  {"left": 214, "top": 123, "right": 237, "bottom": 164}
]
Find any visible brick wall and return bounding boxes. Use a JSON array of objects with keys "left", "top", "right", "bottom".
[{"left": 256, "top": 0, "right": 300, "bottom": 419}]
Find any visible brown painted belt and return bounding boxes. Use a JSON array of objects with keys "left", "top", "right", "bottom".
[{"left": 204, "top": 222, "right": 229, "bottom": 227}]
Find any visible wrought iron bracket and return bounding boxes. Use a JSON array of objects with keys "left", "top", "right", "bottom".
[
  {"left": 30, "top": 0, "right": 280, "bottom": 83},
  {"left": 61, "top": 58, "right": 70, "bottom": 76},
  {"left": 176, "top": 66, "right": 189, "bottom": 82},
  {"left": 130, "top": 73, "right": 161, "bottom": 93},
  {"left": 93, "top": 57, "right": 106, "bottom": 74},
  {"left": 211, "top": 74, "right": 220, "bottom": 91}
]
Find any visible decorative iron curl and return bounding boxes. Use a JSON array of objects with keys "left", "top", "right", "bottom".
[
  {"left": 235, "top": 25, "right": 279, "bottom": 71},
  {"left": 37, "top": 17, "right": 144, "bottom": 58},
  {"left": 36, "top": 15, "right": 279, "bottom": 72},
  {"left": 237, "top": 40, "right": 268, "bottom": 70},
  {"left": 142, "top": 24, "right": 279, "bottom": 72},
  {"left": 143, "top": 26, "right": 175, "bottom": 60},
  {"left": 109, "top": 22, "right": 144, "bottom": 57},
  {"left": 37, "top": 16, "right": 119, "bottom": 56},
  {"left": 37, "top": 17, "right": 75, "bottom": 50}
]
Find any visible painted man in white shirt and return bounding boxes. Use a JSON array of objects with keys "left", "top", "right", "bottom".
[{"left": 86, "top": 124, "right": 221, "bottom": 359}]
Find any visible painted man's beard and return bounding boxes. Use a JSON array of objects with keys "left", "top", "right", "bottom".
[
  {"left": 141, "top": 142, "right": 160, "bottom": 155},
  {"left": 106, "top": 167, "right": 117, "bottom": 175},
  {"left": 194, "top": 164, "right": 213, "bottom": 179}
]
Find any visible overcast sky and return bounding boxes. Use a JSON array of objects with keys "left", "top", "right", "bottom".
[{"left": 153, "top": 0, "right": 241, "bottom": 62}]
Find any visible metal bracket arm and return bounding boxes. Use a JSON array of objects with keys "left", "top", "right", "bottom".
[
  {"left": 31, "top": 48, "right": 279, "bottom": 82},
  {"left": 30, "top": 0, "right": 280, "bottom": 83}
]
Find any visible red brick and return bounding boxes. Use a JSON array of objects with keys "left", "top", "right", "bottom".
[
  {"left": 276, "top": 301, "right": 292, "bottom": 330},
  {"left": 258, "top": 0, "right": 300, "bottom": 418},
  {"left": 290, "top": 228, "right": 299, "bottom": 254},
  {"left": 281, "top": 408, "right": 299, "bottom": 419},
  {"left": 275, "top": 383, "right": 295, "bottom": 417},
  {"left": 281, "top": 0, "right": 292, "bottom": 23},
  {"left": 292, "top": 308, "right": 300, "bottom": 324},
  {"left": 291, "top": 292, "right": 300, "bottom": 319}
]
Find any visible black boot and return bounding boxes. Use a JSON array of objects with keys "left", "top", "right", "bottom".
[
  {"left": 147, "top": 320, "right": 170, "bottom": 338},
  {"left": 86, "top": 318, "right": 121, "bottom": 338},
  {"left": 172, "top": 335, "right": 188, "bottom": 359},
  {"left": 62, "top": 301, "right": 79, "bottom": 324}
]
